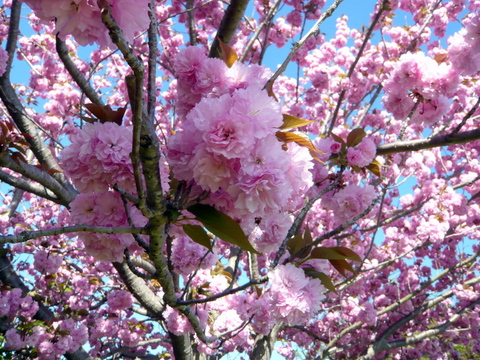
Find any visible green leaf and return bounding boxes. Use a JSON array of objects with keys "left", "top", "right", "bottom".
[
  {"left": 183, "top": 224, "right": 213, "bottom": 252},
  {"left": 346, "top": 128, "right": 366, "bottom": 148},
  {"left": 330, "top": 259, "right": 356, "bottom": 277},
  {"left": 310, "top": 247, "right": 362, "bottom": 262},
  {"left": 279, "top": 114, "right": 315, "bottom": 130},
  {"left": 303, "top": 268, "right": 337, "bottom": 294},
  {"left": 187, "top": 204, "right": 260, "bottom": 254}
]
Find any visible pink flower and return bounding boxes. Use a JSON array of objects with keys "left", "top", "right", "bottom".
[
  {"left": 107, "top": 289, "right": 133, "bottom": 310},
  {"left": 346, "top": 137, "right": 376, "bottom": 167},
  {"left": 170, "top": 236, "right": 218, "bottom": 276},
  {"left": 5, "top": 329, "right": 25, "bottom": 350},
  {"left": 69, "top": 192, "right": 147, "bottom": 262},
  {"left": 322, "top": 184, "right": 376, "bottom": 226},
  {"left": 21, "top": 0, "right": 150, "bottom": 47},
  {"left": 268, "top": 264, "right": 326, "bottom": 325},
  {"left": 61, "top": 122, "right": 134, "bottom": 193},
  {"left": 34, "top": 250, "right": 63, "bottom": 274},
  {"left": 0, "top": 47, "right": 8, "bottom": 77}
]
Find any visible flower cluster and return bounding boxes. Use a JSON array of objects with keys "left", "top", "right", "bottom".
[
  {"left": 170, "top": 235, "right": 218, "bottom": 276},
  {"left": 69, "top": 191, "right": 147, "bottom": 262},
  {"left": 448, "top": 11, "right": 480, "bottom": 76},
  {"left": 382, "top": 51, "right": 454, "bottom": 125},
  {"left": 6, "top": 319, "right": 88, "bottom": 360},
  {"left": 21, "top": 0, "right": 150, "bottom": 47},
  {"left": 322, "top": 184, "right": 376, "bottom": 226},
  {"left": 168, "top": 47, "right": 314, "bottom": 239},
  {"left": 268, "top": 263, "right": 326, "bottom": 325},
  {"left": 61, "top": 122, "right": 134, "bottom": 193}
]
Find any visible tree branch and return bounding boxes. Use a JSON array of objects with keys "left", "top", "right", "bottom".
[
  {"left": 0, "top": 153, "right": 76, "bottom": 206},
  {"left": 376, "top": 128, "right": 480, "bottom": 156},
  {"left": 209, "top": 0, "right": 250, "bottom": 58},
  {"left": 264, "top": 0, "right": 345, "bottom": 91},
  {"left": 56, "top": 37, "right": 106, "bottom": 108},
  {"left": 0, "top": 1, "right": 77, "bottom": 200},
  {"left": 359, "top": 276, "right": 480, "bottom": 360},
  {"left": 0, "top": 225, "right": 145, "bottom": 245},
  {"left": 0, "top": 168, "right": 60, "bottom": 203},
  {"left": 239, "top": 0, "right": 282, "bottom": 63}
]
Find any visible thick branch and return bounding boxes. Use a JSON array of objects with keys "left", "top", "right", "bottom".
[
  {"left": 209, "top": 0, "right": 250, "bottom": 58},
  {"left": 0, "top": 168, "right": 60, "bottom": 203},
  {"left": 376, "top": 128, "right": 480, "bottom": 156},
  {"left": 113, "top": 261, "right": 164, "bottom": 315},
  {"left": 147, "top": 0, "right": 159, "bottom": 119},
  {"left": 250, "top": 323, "right": 283, "bottom": 360}
]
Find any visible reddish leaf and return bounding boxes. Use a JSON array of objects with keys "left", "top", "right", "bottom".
[
  {"left": 330, "top": 132, "right": 345, "bottom": 145},
  {"left": 303, "top": 268, "right": 337, "bottom": 294},
  {"left": 276, "top": 131, "right": 322, "bottom": 161},
  {"left": 434, "top": 53, "right": 448, "bottom": 64},
  {"left": 346, "top": 128, "right": 366, "bottom": 148},
  {"left": 84, "top": 104, "right": 126, "bottom": 125},
  {"left": 310, "top": 247, "right": 362, "bottom": 262},
  {"left": 10, "top": 152, "right": 27, "bottom": 165},
  {"left": 330, "top": 259, "right": 356, "bottom": 277},
  {"left": 84, "top": 103, "right": 108, "bottom": 122}
]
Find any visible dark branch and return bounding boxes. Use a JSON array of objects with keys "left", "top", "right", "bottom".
[{"left": 208, "top": 0, "right": 250, "bottom": 58}]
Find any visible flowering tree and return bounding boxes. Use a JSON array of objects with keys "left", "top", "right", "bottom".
[{"left": 1, "top": 0, "right": 480, "bottom": 359}]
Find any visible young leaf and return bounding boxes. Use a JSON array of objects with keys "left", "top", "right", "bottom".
[
  {"left": 84, "top": 104, "right": 126, "bottom": 125},
  {"left": 310, "top": 247, "right": 362, "bottom": 262},
  {"left": 330, "top": 132, "right": 345, "bottom": 145},
  {"left": 276, "top": 131, "right": 321, "bottom": 161},
  {"left": 366, "top": 158, "right": 382, "bottom": 177},
  {"left": 183, "top": 224, "right": 213, "bottom": 251},
  {"left": 346, "top": 128, "right": 366, "bottom": 148},
  {"left": 279, "top": 114, "right": 315, "bottom": 130},
  {"left": 303, "top": 268, "right": 337, "bottom": 294},
  {"left": 287, "top": 233, "right": 310, "bottom": 259},
  {"left": 187, "top": 204, "right": 260, "bottom": 254},
  {"left": 330, "top": 259, "right": 356, "bottom": 277},
  {"left": 218, "top": 37, "right": 238, "bottom": 68},
  {"left": 265, "top": 80, "right": 279, "bottom": 102}
]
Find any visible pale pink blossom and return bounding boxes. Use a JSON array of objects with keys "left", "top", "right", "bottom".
[
  {"left": 346, "top": 137, "right": 376, "bottom": 167},
  {"left": 0, "top": 47, "right": 8, "bottom": 76},
  {"left": 21, "top": 0, "right": 150, "bottom": 47},
  {"left": 107, "top": 290, "right": 133, "bottom": 310},
  {"left": 268, "top": 264, "right": 326, "bottom": 325},
  {"left": 322, "top": 184, "right": 376, "bottom": 226}
]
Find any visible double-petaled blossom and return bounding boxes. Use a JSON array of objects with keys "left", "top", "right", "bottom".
[
  {"left": 21, "top": 0, "right": 150, "bottom": 47},
  {"left": 268, "top": 263, "right": 326, "bottom": 325}
]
